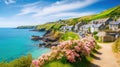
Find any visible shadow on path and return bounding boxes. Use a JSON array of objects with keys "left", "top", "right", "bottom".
[
  {"left": 92, "top": 50, "right": 102, "bottom": 55},
  {"left": 90, "top": 62, "right": 100, "bottom": 67},
  {"left": 90, "top": 53, "right": 101, "bottom": 60}
]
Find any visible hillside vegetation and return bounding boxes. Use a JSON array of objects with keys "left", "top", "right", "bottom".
[
  {"left": 35, "top": 5, "right": 120, "bottom": 31},
  {"left": 112, "top": 38, "right": 120, "bottom": 53},
  {"left": 60, "top": 32, "right": 80, "bottom": 41},
  {"left": 17, "top": 26, "right": 35, "bottom": 29},
  {"left": 0, "top": 54, "right": 32, "bottom": 67},
  {"left": 35, "top": 23, "right": 63, "bottom": 31}
]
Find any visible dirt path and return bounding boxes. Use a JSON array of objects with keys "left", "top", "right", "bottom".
[{"left": 91, "top": 43, "right": 119, "bottom": 67}]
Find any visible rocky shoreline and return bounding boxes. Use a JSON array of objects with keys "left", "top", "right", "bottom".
[{"left": 31, "top": 30, "right": 61, "bottom": 48}]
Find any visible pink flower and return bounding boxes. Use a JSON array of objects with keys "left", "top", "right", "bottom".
[
  {"left": 51, "top": 46, "right": 56, "bottom": 50},
  {"left": 32, "top": 60, "right": 40, "bottom": 67},
  {"left": 83, "top": 46, "right": 91, "bottom": 55},
  {"left": 65, "top": 50, "right": 72, "bottom": 55},
  {"left": 31, "top": 36, "right": 96, "bottom": 66},
  {"left": 74, "top": 46, "right": 81, "bottom": 52},
  {"left": 67, "top": 55, "right": 76, "bottom": 62}
]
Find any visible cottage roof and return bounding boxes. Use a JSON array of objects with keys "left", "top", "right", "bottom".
[
  {"left": 81, "top": 24, "right": 92, "bottom": 29},
  {"left": 92, "top": 24, "right": 102, "bottom": 28},
  {"left": 109, "top": 21, "right": 120, "bottom": 25},
  {"left": 68, "top": 26, "right": 73, "bottom": 27}
]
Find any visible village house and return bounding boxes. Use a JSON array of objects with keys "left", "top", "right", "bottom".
[
  {"left": 73, "top": 22, "right": 85, "bottom": 32},
  {"left": 97, "top": 31, "right": 120, "bottom": 42},
  {"left": 60, "top": 18, "right": 114, "bottom": 33},
  {"left": 85, "top": 18, "right": 113, "bottom": 33},
  {"left": 79, "top": 24, "right": 92, "bottom": 33},
  {"left": 79, "top": 23, "right": 104, "bottom": 33},
  {"left": 91, "top": 18, "right": 113, "bottom": 25},
  {"left": 60, "top": 24, "right": 73, "bottom": 32},
  {"left": 109, "top": 21, "right": 120, "bottom": 30},
  {"left": 90, "top": 23, "right": 104, "bottom": 33}
]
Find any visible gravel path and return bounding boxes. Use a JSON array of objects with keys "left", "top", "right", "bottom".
[{"left": 91, "top": 43, "right": 119, "bottom": 67}]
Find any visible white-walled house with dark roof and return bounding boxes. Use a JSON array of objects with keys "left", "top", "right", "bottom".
[{"left": 109, "top": 21, "right": 120, "bottom": 30}]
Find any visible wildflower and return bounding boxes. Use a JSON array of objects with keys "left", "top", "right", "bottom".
[
  {"left": 74, "top": 46, "right": 81, "bottom": 52},
  {"left": 84, "top": 46, "right": 91, "bottom": 55},
  {"left": 67, "top": 54, "right": 76, "bottom": 62},
  {"left": 32, "top": 60, "right": 40, "bottom": 67}
]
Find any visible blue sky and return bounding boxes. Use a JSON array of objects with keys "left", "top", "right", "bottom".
[{"left": 0, "top": 0, "right": 120, "bottom": 27}]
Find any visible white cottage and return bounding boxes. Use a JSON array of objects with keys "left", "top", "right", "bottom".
[
  {"left": 109, "top": 21, "right": 120, "bottom": 30},
  {"left": 60, "top": 25, "right": 73, "bottom": 32}
]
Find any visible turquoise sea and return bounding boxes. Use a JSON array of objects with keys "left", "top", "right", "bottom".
[{"left": 0, "top": 28, "right": 50, "bottom": 62}]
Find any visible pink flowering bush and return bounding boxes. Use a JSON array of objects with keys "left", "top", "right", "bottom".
[
  {"left": 31, "top": 60, "right": 40, "bottom": 67},
  {"left": 31, "top": 36, "right": 96, "bottom": 67}
]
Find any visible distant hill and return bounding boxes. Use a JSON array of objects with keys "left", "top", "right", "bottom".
[
  {"left": 35, "top": 5, "right": 120, "bottom": 31},
  {"left": 17, "top": 26, "right": 35, "bottom": 29}
]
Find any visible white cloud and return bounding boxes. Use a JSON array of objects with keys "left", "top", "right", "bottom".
[
  {"left": 17, "top": 6, "right": 38, "bottom": 16},
  {"left": 52, "top": 12, "right": 95, "bottom": 18},
  {"left": 34, "top": 11, "right": 95, "bottom": 24},
  {"left": 23, "top": 1, "right": 41, "bottom": 7},
  {"left": 16, "top": 1, "right": 42, "bottom": 16},
  {"left": 4, "top": 0, "right": 16, "bottom": 5},
  {"left": 34, "top": 0, "right": 98, "bottom": 17},
  {"left": 4, "top": 0, "right": 99, "bottom": 27},
  {"left": 17, "top": 0, "right": 98, "bottom": 17}
]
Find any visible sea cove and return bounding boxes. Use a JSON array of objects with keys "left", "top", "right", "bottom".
[{"left": 0, "top": 28, "right": 50, "bottom": 62}]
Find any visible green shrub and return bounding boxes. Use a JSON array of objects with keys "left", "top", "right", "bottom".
[
  {"left": 60, "top": 32, "right": 80, "bottom": 41},
  {"left": 93, "top": 31, "right": 98, "bottom": 35},
  {"left": 43, "top": 57, "right": 91, "bottom": 67},
  {"left": 112, "top": 38, "right": 120, "bottom": 53},
  {"left": 0, "top": 54, "right": 32, "bottom": 67},
  {"left": 94, "top": 35, "right": 99, "bottom": 40}
]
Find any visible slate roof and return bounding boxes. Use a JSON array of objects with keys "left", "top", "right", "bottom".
[
  {"left": 92, "top": 24, "right": 103, "bottom": 28},
  {"left": 109, "top": 21, "right": 120, "bottom": 25},
  {"left": 81, "top": 23, "right": 102, "bottom": 29}
]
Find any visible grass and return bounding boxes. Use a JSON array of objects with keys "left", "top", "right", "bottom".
[
  {"left": 112, "top": 38, "right": 120, "bottom": 53},
  {"left": 43, "top": 56, "right": 91, "bottom": 67},
  {"left": 0, "top": 54, "right": 32, "bottom": 67},
  {"left": 112, "top": 38, "right": 120, "bottom": 66},
  {"left": 35, "top": 23, "right": 63, "bottom": 31},
  {"left": 35, "top": 23, "right": 56, "bottom": 31},
  {"left": 60, "top": 31, "right": 80, "bottom": 41}
]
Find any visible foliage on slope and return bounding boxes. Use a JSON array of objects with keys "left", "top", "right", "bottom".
[
  {"left": 112, "top": 38, "right": 120, "bottom": 53},
  {"left": 0, "top": 54, "right": 32, "bottom": 67},
  {"left": 35, "top": 23, "right": 64, "bottom": 31},
  {"left": 17, "top": 26, "right": 35, "bottom": 29},
  {"left": 60, "top": 32, "right": 80, "bottom": 41}
]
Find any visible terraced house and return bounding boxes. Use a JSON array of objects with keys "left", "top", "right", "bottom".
[{"left": 109, "top": 19, "right": 120, "bottom": 30}]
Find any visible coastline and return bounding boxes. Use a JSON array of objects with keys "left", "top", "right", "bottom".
[{"left": 0, "top": 28, "right": 49, "bottom": 62}]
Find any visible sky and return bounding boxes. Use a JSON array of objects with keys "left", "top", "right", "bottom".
[{"left": 0, "top": 0, "right": 120, "bottom": 27}]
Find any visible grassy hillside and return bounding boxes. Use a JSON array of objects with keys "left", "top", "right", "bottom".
[
  {"left": 0, "top": 54, "right": 32, "bottom": 67},
  {"left": 35, "top": 23, "right": 64, "bottom": 31},
  {"left": 17, "top": 26, "right": 35, "bottom": 29},
  {"left": 60, "top": 31, "right": 80, "bottom": 41},
  {"left": 35, "top": 5, "right": 120, "bottom": 31},
  {"left": 112, "top": 38, "right": 120, "bottom": 53}
]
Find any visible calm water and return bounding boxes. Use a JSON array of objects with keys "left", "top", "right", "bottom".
[{"left": 0, "top": 28, "right": 50, "bottom": 62}]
